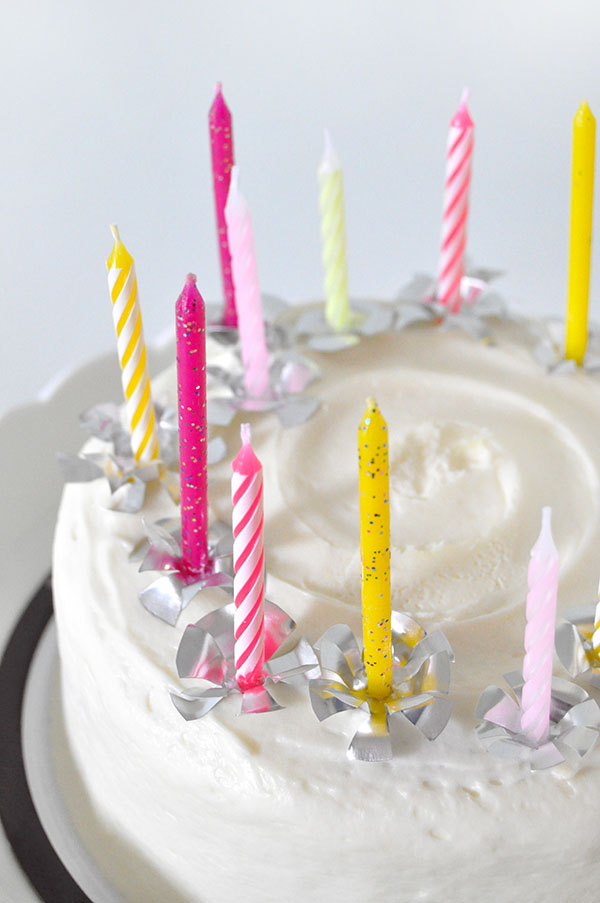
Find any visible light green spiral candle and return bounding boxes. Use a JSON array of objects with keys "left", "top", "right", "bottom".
[{"left": 318, "top": 129, "right": 352, "bottom": 332}]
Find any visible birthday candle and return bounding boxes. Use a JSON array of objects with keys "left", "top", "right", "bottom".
[
  {"left": 106, "top": 225, "right": 158, "bottom": 464},
  {"left": 521, "top": 508, "right": 559, "bottom": 744},
  {"left": 318, "top": 129, "right": 351, "bottom": 332},
  {"left": 358, "top": 397, "right": 392, "bottom": 700},
  {"left": 592, "top": 579, "right": 600, "bottom": 654},
  {"left": 438, "top": 89, "right": 474, "bottom": 313},
  {"left": 225, "top": 167, "right": 271, "bottom": 399},
  {"left": 176, "top": 274, "right": 209, "bottom": 573},
  {"left": 565, "top": 101, "right": 596, "bottom": 365},
  {"left": 209, "top": 83, "right": 237, "bottom": 328},
  {"left": 231, "top": 423, "right": 265, "bottom": 690}
]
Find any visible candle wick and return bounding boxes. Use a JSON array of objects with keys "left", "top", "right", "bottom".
[
  {"left": 186, "top": 273, "right": 197, "bottom": 285},
  {"left": 366, "top": 395, "right": 378, "bottom": 410},
  {"left": 110, "top": 223, "right": 121, "bottom": 243},
  {"left": 215, "top": 81, "right": 222, "bottom": 94},
  {"left": 460, "top": 86, "right": 470, "bottom": 108},
  {"left": 240, "top": 422, "right": 252, "bottom": 446}
]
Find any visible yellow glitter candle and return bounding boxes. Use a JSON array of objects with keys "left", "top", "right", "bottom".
[
  {"left": 566, "top": 101, "right": 596, "bottom": 365},
  {"left": 358, "top": 397, "right": 392, "bottom": 700},
  {"left": 319, "top": 129, "right": 352, "bottom": 332},
  {"left": 106, "top": 225, "right": 158, "bottom": 464}
]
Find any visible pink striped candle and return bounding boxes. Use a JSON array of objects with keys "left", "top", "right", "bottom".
[
  {"left": 209, "top": 83, "right": 237, "bottom": 328},
  {"left": 438, "top": 88, "right": 474, "bottom": 313},
  {"left": 176, "top": 274, "right": 209, "bottom": 574},
  {"left": 231, "top": 423, "right": 265, "bottom": 690},
  {"left": 225, "top": 166, "right": 271, "bottom": 399},
  {"left": 521, "top": 507, "right": 559, "bottom": 745}
]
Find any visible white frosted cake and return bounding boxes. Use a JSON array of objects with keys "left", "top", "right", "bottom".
[{"left": 53, "top": 316, "right": 600, "bottom": 903}]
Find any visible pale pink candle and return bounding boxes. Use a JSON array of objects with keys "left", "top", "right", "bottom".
[
  {"left": 438, "top": 88, "right": 474, "bottom": 313},
  {"left": 209, "top": 82, "right": 237, "bottom": 328},
  {"left": 225, "top": 166, "right": 271, "bottom": 398},
  {"left": 176, "top": 274, "right": 209, "bottom": 573},
  {"left": 521, "top": 507, "right": 559, "bottom": 744},
  {"left": 231, "top": 423, "right": 265, "bottom": 690}
]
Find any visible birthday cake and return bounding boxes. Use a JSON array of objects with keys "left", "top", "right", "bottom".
[{"left": 53, "top": 313, "right": 600, "bottom": 903}]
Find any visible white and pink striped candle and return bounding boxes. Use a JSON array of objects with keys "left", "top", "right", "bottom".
[
  {"left": 231, "top": 423, "right": 265, "bottom": 690},
  {"left": 520, "top": 507, "right": 559, "bottom": 745},
  {"left": 438, "top": 89, "right": 474, "bottom": 313},
  {"left": 225, "top": 167, "right": 271, "bottom": 399}
]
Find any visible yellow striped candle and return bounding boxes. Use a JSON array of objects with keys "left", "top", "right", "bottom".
[
  {"left": 106, "top": 225, "right": 158, "bottom": 464},
  {"left": 358, "top": 397, "right": 392, "bottom": 700},
  {"left": 565, "top": 101, "right": 596, "bottom": 365},
  {"left": 319, "top": 129, "right": 352, "bottom": 332}
]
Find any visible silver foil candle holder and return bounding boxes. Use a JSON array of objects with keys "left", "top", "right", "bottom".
[
  {"left": 475, "top": 670, "right": 600, "bottom": 772},
  {"left": 308, "top": 613, "right": 454, "bottom": 762},
  {"left": 530, "top": 317, "right": 600, "bottom": 374},
  {"left": 289, "top": 299, "right": 395, "bottom": 352},
  {"left": 393, "top": 268, "right": 511, "bottom": 341},
  {"left": 170, "top": 599, "right": 318, "bottom": 716},
  {"left": 58, "top": 401, "right": 226, "bottom": 513},
  {"left": 134, "top": 518, "right": 234, "bottom": 625},
  {"left": 205, "top": 293, "right": 291, "bottom": 352},
  {"left": 206, "top": 348, "right": 322, "bottom": 429},
  {"left": 555, "top": 606, "right": 600, "bottom": 687}
]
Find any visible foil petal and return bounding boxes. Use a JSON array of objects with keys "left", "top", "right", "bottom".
[
  {"left": 56, "top": 452, "right": 105, "bottom": 483},
  {"left": 240, "top": 684, "right": 283, "bottom": 714},
  {"left": 139, "top": 574, "right": 201, "bottom": 626},
  {"left": 349, "top": 709, "right": 391, "bottom": 762},
  {"left": 176, "top": 624, "right": 228, "bottom": 683},
  {"left": 170, "top": 686, "right": 229, "bottom": 720}
]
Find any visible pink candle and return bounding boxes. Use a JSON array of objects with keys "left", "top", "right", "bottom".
[
  {"left": 438, "top": 88, "right": 474, "bottom": 313},
  {"left": 521, "top": 507, "right": 559, "bottom": 744},
  {"left": 231, "top": 423, "right": 265, "bottom": 690},
  {"left": 176, "top": 274, "right": 209, "bottom": 573},
  {"left": 209, "top": 83, "right": 237, "bottom": 328},
  {"left": 225, "top": 166, "right": 271, "bottom": 399}
]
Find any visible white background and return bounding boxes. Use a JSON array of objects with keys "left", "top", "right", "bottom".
[{"left": 2, "top": 0, "right": 600, "bottom": 416}]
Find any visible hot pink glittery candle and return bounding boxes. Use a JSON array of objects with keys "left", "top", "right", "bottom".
[
  {"left": 176, "top": 274, "right": 209, "bottom": 573},
  {"left": 520, "top": 507, "right": 559, "bottom": 745},
  {"left": 225, "top": 166, "right": 271, "bottom": 399},
  {"left": 231, "top": 423, "right": 265, "bottom": 690},
  {"left": 209, "top": 82, "right": 237, "bottom": 328},
  {"left": 438, "top": 89, "right": 474, "bottom": 313}
]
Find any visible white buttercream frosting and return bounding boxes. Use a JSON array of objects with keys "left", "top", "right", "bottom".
[{"left": 53, "top": 318, "right": 600, "bottom": 903}]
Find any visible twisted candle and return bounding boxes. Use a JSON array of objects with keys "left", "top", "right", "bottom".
[
  {"left": 521, "top": 507, "right": 559, "bottom": 744},
  {"left": 106, "top": 225, "right": 158, "bottom": 464},
  {"left": 231, "top": 423, "right": 265, "bottom": 690},
  {"left": 438, "top": 89, "right": 474, "bottom": 313},
  {"left": 318, "top": 129, "right": 351, "bottom": 332},
  {"left": 225, "top": 166, "right": 271, "bottom": 398},
  {"left": 359, "top": 397, "right": 392, "bottom": 700},
  {"left": 176, "top": 274, "right": 208, "bottom": 574},
  {"left": 592, "top": 579, "right": 600, "bottom": 654},
  {"left": 209, "top": 82, "right": 237, "bottom": 328}
]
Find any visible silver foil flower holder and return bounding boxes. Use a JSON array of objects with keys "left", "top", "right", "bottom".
[
  {"left": 58, "top": 401, "right": 227, "bottom": 513},
  {"left": 530, "top": 317, "right": 600, "bottom": 374},
  {"left": 290, "top": 299, "right": 395, "bottom": 352},
  {"left": 206, "top": 349, "right": 322, "bottom": 429},
  {"left": 170, "top": 599, "right": 318, "bottom": 716},
  {"left": 205, "top": 294, "right": 291, "bottom": 351},
  {"left": 394, "top": 268, "right": 511, "bottom": 341},
  {"left": 555, "top": 606, "right": 600, "bottom": 688},
  {"left": 475, "top": 670, "right": 600, "bottom": 772},
  {"left": 136, "top": 518, "right": 234, "bottom": 626},
  {"left": 308, "top": 613, "right": 454, "bottom": 762}
]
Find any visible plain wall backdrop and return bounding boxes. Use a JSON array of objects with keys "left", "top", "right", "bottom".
[{"left": 2, "top": 0, "right": 600, "bottom": 416}]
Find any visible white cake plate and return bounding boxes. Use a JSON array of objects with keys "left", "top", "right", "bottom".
[{"left": 0, "top": 339, "right": 175, "bottom": 903}]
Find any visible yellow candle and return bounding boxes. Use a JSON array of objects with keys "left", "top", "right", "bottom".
[
  {"left": 106, "top": 225, "right": 159, "bottom": 464},
  {"left": 358, "top": 397, "right": 392, "bottom": 700},
  {"left": 566, "top": 101, "right": 596, "bottom": 365},
  {"left": 319, "top": 129, "right": 352, "bottom": 332}
]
